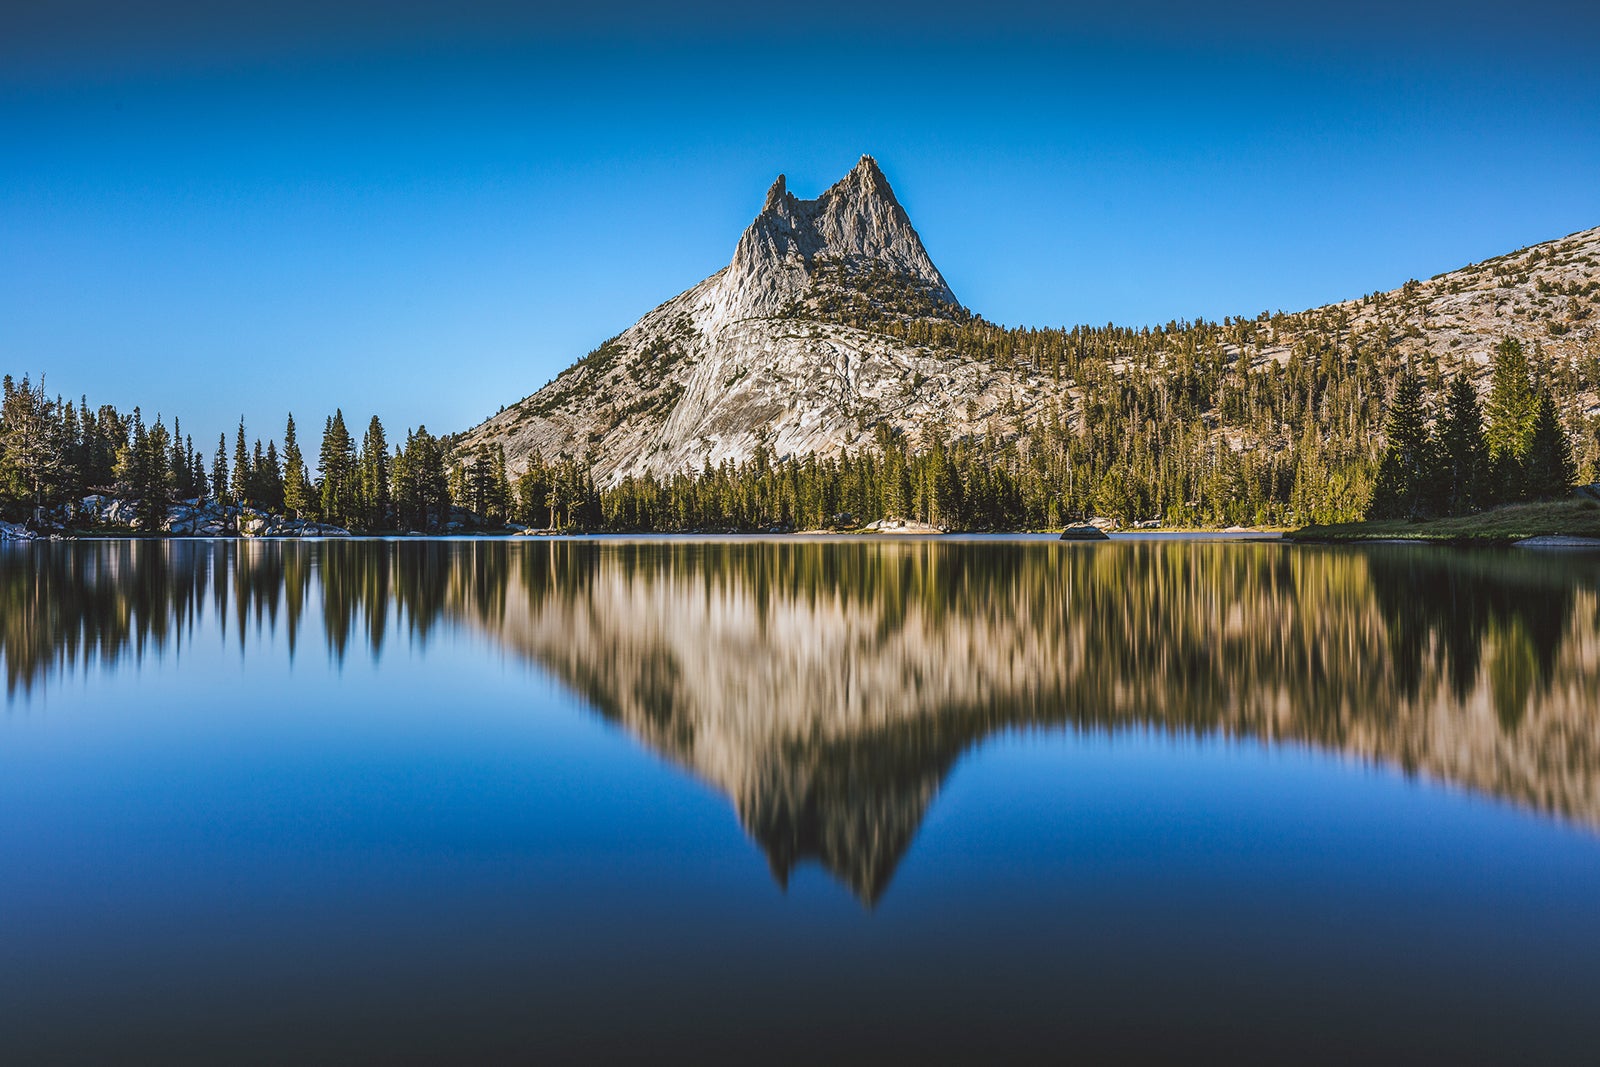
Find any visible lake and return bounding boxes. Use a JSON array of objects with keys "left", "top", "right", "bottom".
[{"left": 3, "top": 536, "right": 1600, "bottom": 1064}]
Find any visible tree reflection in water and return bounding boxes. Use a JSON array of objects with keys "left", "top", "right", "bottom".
[{"left": 4, "top": 537, "right": 1598, "bottom": 903}]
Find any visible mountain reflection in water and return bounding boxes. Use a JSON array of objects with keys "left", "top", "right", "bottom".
[{"left": 5, "top": 537, "right": 1599, "bottom": 903}]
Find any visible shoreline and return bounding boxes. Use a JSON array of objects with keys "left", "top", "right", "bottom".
[
  {"left": 11, "top": 528, "right": 1289, "bottom": 544},
  {"left": 1285, "top": 498, "right": 1600, "bottom": 547},
  {"left": 13, "top": 512, "right": 1598, "bottom": 547}
]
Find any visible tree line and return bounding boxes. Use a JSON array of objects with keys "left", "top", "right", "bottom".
[
  {"left": 0, "top": 378, "right": 461, "bottom": 533},
  {"left": 1368, "top": 338, "right": 1576, "bottom": 519},
  {"left": 3, "top": 317, "right": 1592, "bottom": 533}
]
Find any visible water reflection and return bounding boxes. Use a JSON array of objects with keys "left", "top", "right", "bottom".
[{"left": 5, "top": 538, "right": 1599, "bottom": 902}]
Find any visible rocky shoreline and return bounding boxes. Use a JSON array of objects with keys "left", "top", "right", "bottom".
[
  {"left": 0, "top": 494, "right": 544, "bottom": 541},
  {"left": 68, "top": 495, "right": 355, "bottom": 538}
]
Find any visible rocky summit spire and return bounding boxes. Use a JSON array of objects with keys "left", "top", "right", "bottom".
[
  {"left": 762, "top": 173, "right": 789, "bottom": 212},
  {"left": 703, "top": 156, "right": 961, "bottom": 330},
  {"left": 459, "top": 156, "right": 979, "bottom": 486}
]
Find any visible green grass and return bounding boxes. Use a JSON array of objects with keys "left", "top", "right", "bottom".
[{"left": 1288, "top": 497, "right": 1600, "bottom": 545}]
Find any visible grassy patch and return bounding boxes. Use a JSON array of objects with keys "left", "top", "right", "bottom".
[{"left": 1288, "top": 497, "right": 1600, "bottom": 545}]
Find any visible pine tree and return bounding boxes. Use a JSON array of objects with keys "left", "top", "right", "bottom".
[
  {"left": 231, "top": 418, "right": 250, "bottom": 505},
  {"left": 391, "top": 426, "right": 449, "bottom": 531},
  {"left": 191, "top": 440, "right": 209, "bottom": 499},
  {"left": 358, "top": 415, "right": 390, "bottom": 530},
  {"left": 488, "top": 445, "right": 513, "bottom": 523},
  {"left": 0, "top": 374, "right": 66, "bottom": 520},
  {"left": 281, "top": 414, "right": 311, "bottom": 519},
  {"left": 1485, "top": 337, "right": 1537, "bottom": 502},
  {"left": 212, "top": 434, "right": 230, "bottom": 505},
  {"left": 260, "top": 440, "right": 285, "bottom": 512},
  {"left": 168, "top": 417, "right": 189, "bottom": 499},
  {"left": 1524, "top": 392, "right": 1576, "bottom": 500},
  {"left": 318, "top": 410, "right": 356, "bottom": 527},
  {"left": 1366, "top": 370, "right": 1434, "bottom": 520},
  {"left": 142, "top": 417, "right": 173, "bottom": 526},
  {"left": 1435, "top": 373, "right": 1491, "bottom": 516}
]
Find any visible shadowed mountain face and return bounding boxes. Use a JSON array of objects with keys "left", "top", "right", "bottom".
[{"left": 5, "top": 538, "right": 1600, "bottom": 903}]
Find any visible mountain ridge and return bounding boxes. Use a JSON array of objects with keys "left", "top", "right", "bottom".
[{"left": 458, "top": 159, "right": 1600, "bottom": 490}]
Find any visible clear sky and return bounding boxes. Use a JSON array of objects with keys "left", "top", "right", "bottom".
[{"left": 3, "top": 1, "right": 1598, "bottom": 448}]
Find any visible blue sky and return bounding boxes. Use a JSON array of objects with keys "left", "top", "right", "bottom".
[{"left": 3, "top": 1, "right": 1598, "bottom": 447}]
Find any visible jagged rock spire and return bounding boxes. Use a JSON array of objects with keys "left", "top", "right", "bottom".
[{"left": 701, "top": 156, "right": 960, "bottom": 330}]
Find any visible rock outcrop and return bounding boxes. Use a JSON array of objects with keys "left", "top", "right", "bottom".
[{"left": 72, "top": 495, "right": 352, "bottom": 537}]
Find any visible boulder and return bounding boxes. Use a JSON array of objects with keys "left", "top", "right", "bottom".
[
  {"left": 1059, "top": 523, "right": 1110, "bottom": 541},
  {"left": 862, "top": 517, "right": 943, "bottom": 534},
  {"left": 106, "top": 500, "right": 140, "bottom": 526}
]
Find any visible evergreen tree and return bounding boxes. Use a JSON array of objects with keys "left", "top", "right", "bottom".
[
  {"left": 281, "top": 414, "right": 311, "bottom": 518},
  {"left": 1524, "top": 392, "right": 1576, "bottom": 500},
  {"left": 1485, "top": 337, "right": 1537, "bottom": 502},
  {"left": 231, "top": 418, "right": 250, "bottom": 505},
  {"left": 488, "top": 445, "right": 513, "bottom": 523},
  {"left": 1366, "top": 370, "right": 1434, "bottom": 519},
  {"left": 212, "top": 434, "right": 230, "bottom": 505},
  {"left": 168, "top": 417, "right": 189, "bottom": 499},
  {"left": 260, "top": 440, "right": 285, "bottom": 512},
  {"left": 191, "top": 439, "right": 209, "bottom": 500},
  {"left": 358, "top": 415, "right": 391, "bottom": 530},
  {"left": 318, "top": 410, "right": 356, "bottom": 526},
  {"left": 0, "top": 375, "right": 66, "bottom": 520},
  {"left": 142, "top": 417, "right": 173, "bottom": 526},
  {"left": 1434, "top": 373, "right": 1491, "bottom": 516},
  {"left": 391, "top": 426, "right": 449, "bottom": 531}
]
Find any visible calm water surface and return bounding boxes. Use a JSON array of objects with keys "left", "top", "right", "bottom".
[{"left": 3, "top": 537, "right": 1600, "bottom": 1064}]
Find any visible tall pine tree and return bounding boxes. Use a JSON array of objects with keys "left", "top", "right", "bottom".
[
  {"left": 212, "top": 433, "right": 230, "bottom": 505},
  {"left": 282, "top": 414, "right": 311, "bottom": 518},
  {"left": 1485, "top": 337, "right": 1537, "bottom": 503},
  {"left": 318, "top": 410, "right": 356, "bottom": 526},
  {"left": 230, "top": 418, "right": 250, "bottom": 505},
  {"left": 1366, "top": 369, "right": 1435, "bottom": 520},
  {"left": 1524, "top": 392, "right": 1576, "bottom": 500},
  {"left": 358, "top": 415, "right": 390, "bottom": 530},
  {"left": 1434, "top": 373, "right": 1491, "bottom": 516}
]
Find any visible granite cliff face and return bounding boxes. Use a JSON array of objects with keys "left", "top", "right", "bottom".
[
  {"left": 460, "top": 156, "right": 981, "bottom": 484},
  {"left": 709, "top": 160, "right": 959, "bottom": 330}
]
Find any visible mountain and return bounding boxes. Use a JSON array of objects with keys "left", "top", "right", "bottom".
[
  {"left": 458, "top": 155, "right": 990, "bottom": 484},
  {"left": 459, "top": 157, "right": 1600, "bottom": 487}
]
